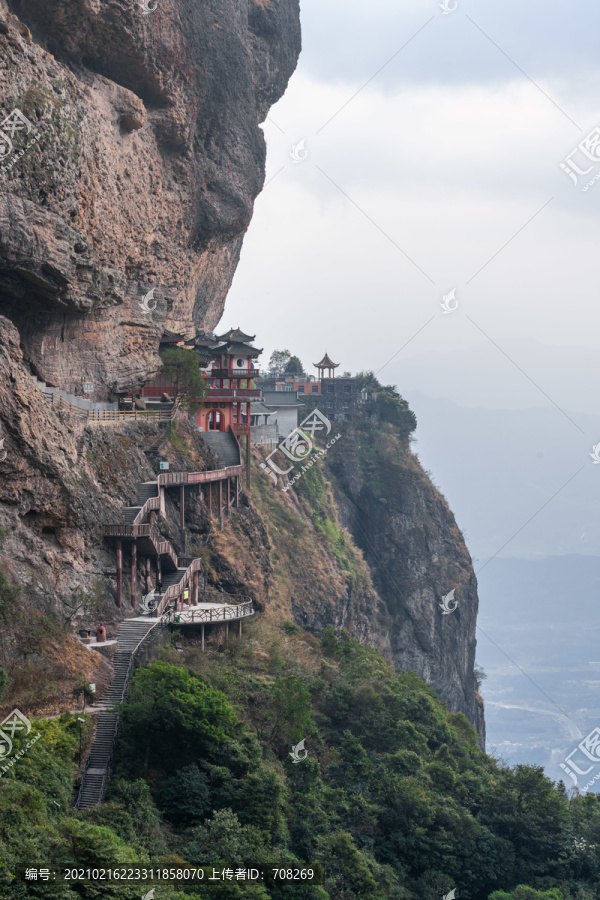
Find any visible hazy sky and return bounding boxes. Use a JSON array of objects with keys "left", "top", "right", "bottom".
[
  {"left": 221, "top": 3, "right": 600, "bottom": 766},
  {"left": 224, "top": 0, "right": 600, "bottom": 416}
]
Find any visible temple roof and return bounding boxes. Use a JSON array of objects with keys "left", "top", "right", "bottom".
[
  {"left": 214, "top": 341, "right": 262, "bottom": 357},
  {"left": 216, "top": 327, "right": 256, "bottom": 343},
  {"left": 188, "top": 331, "right": 219, "bottom": 347},
  {"left": 160, "top": 329, "right": 186, "bottom": 343},
  {"left": 314, "top": 352, "right": 339, "bottom": 369},
  {"left": 195, "top": 349, "right": 216, "bottom": 365}
]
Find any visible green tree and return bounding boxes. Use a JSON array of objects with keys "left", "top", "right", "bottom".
[
  {"left": 284, "top": 355, "right": 304, "bottom": 376},
  {"left": 268, "top": 675, "right": 313, "bottom": 746},
  {"left": 158, "top": 763, "right": 210, "bottom": 826},
  {"left": 354, "top": 370, "right": 417, "bottom": 434},
  {"left": 116, "top": 661, "right": 238, "bottom": 772},
  {"left": 161, "top": 347, "right": 207, "bottom": 415},
  {"left": 489, "top": 888, "right": 564, "bottom": 900},
  {"left": 268, "top": 349, "right": 291, "bottom": 375}
]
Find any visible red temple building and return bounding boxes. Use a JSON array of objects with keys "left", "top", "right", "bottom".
[{"left": 140, "top": 327, "right": 263, "bottom": 487}]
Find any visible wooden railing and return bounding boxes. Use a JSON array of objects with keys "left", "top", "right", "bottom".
[
  {"left": 162, "top": 601, "right": 254, "bottom": 625},
  {"left": 103, "top": 523, "right": 178, "bottom": 570},
  {"left": 158, "top": 465, "right": 242, "bottom": 486},
  {"left": 155, "top": 558, "right": 204, "bottom": 617},
  {"left": 43, "top": 391, "right": 175, "bottom": 422},
  {"left": 211, "top": 368, "right": 259, "bottom": 378},
  {"left": 133, "top": 496, "right": 160, "bottom": 526},
  {"left": 205, "top": 388, "right": 261, "bottom": 399}
]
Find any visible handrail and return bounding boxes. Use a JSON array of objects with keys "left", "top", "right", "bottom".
[
  {"left": 155, "top": 557, "right": 203, "bottom": 617},
  {"left": 162, "top": 601, "right": 254, "bottom": 625},
  {"left": 211, "top": 368, "right": 260, "bottom": 378},
  {"left": 94, "top": 622, "right": 160, "bottom": 806},
  {"left": 103, "top": 522, "right": 179, "bottom": 570},
  {"left": 158, "top": 465, "right": 241, "bottom": 486},
  {"left": 43, "top": 391, "right": 177, "bottom": 422},
  {"left": 75, "top": 755, "right": 90, "bottom": 809},
  {"left": 133, "top": 495, "right": 160, "bottom": 526},
  {"left": 205, "top": 388, "right": 261, "bottom": 399}
]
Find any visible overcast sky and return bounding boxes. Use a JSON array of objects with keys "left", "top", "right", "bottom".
[{"left": 223, "top": 0, "right": 600, "bottom": 415}]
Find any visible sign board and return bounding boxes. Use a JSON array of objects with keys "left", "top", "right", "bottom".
[
  {"left": 159, "top": 461, "right": 170, "bottom": 470},
  {"left": 88, "top": 683, "right": 96, "bottom": 694}
]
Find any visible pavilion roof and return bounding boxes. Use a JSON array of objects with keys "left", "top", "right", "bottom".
[
  {"left": 314, "top": 352, "right": 339, "bottom": 368},
  {"left": 214, "top": 341, "right": 262, "bottom": 357},
  {"left": 216, "top": 327, "right": 256, "bottom": 343}
]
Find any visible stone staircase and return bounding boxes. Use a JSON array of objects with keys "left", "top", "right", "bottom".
[
  {"left": 201, "top": 430, "right": 241, "bottom": 468},
  {"left": 76, "top": 618, "right": 159, "bottom": 810}
]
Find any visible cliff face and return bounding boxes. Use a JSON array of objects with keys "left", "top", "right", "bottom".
[
  {"left": 324, "top": 422, "right": 485, "bottom": 744},
  {"left": 0, "top": 0, "right": 301, "bottom": 399},
  {"left": 0, "top": 1, "right": 484, "bottom": 741},
  {"left": 0, "top": 319, "right": 483, "bottom": 742}
]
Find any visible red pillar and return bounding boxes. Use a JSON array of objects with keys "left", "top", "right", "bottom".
[
  {"left": 226, "top": 478, "right": 230, "bottom": 513},
  {"left": 116, "top": 540, "right": 123, "bottom": 608},
  {"left": 145, "top": 557, "right": 151, "bottom": 593},
  {"left": 218, "top": 479, "right": 223, "bottom": 516},
  {"left": 193, "top": 569, "right": 199, "bottom": 606},
  {"left": 180, "top": 485, "right": 185, "bottom": 528},
  {"left": 131, "top": 541, "right": 137, "bottom": 609}
]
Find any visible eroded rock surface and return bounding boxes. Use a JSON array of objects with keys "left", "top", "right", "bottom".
[
  {"left": 327, "top": 424, "right": 486, "bottom": 744},
  {"left": 0, "top": 0, "right": 301, "bottom": 398}
]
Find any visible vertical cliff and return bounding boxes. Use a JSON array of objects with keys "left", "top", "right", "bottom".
[
  {"left": 0, "top": 0, "right": 484, "bottom": 742},
  {"left": 0, "top": 0, "right": 301, "bottom": 398},
  {"left": 324, "top": 421, "right": 485, "bottom": 743}
]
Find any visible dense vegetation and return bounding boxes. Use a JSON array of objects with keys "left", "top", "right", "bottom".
[
  {"left": 2, "top": 622, "right": 600, "bottom": 899},
  {"left": 353, "top": 371, "right": 417, "bottom": 435}
]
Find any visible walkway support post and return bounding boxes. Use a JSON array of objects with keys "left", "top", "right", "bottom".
[
  {"left": 226, "top": 478, "right": 231, "bottom": 515},
  {"left": 116, "top": 541, "right": 123, "bottom": 608},
  {"left": 219, "top": 479, "right": 223, "bottom": 531},
  {"left": 193, "top": 569, "right": 199, "bottom": 606},
  {"left": 201, "top": 623, "right": 205, "bottom": 652},
  {"left": 239, "top": 618, "right": 242, "bottom": 637},
  {"left": 131, "top": 541, "right": 137, "bottom": 609},
  {"left": 179, "top": 485, "right": 185, "bottom": 528},
  {"left": 208, "top": 482, "right": 212, "bottom": 513},
  {"left": 246, "top": 434, "right": 251, "bottom": 490}
]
